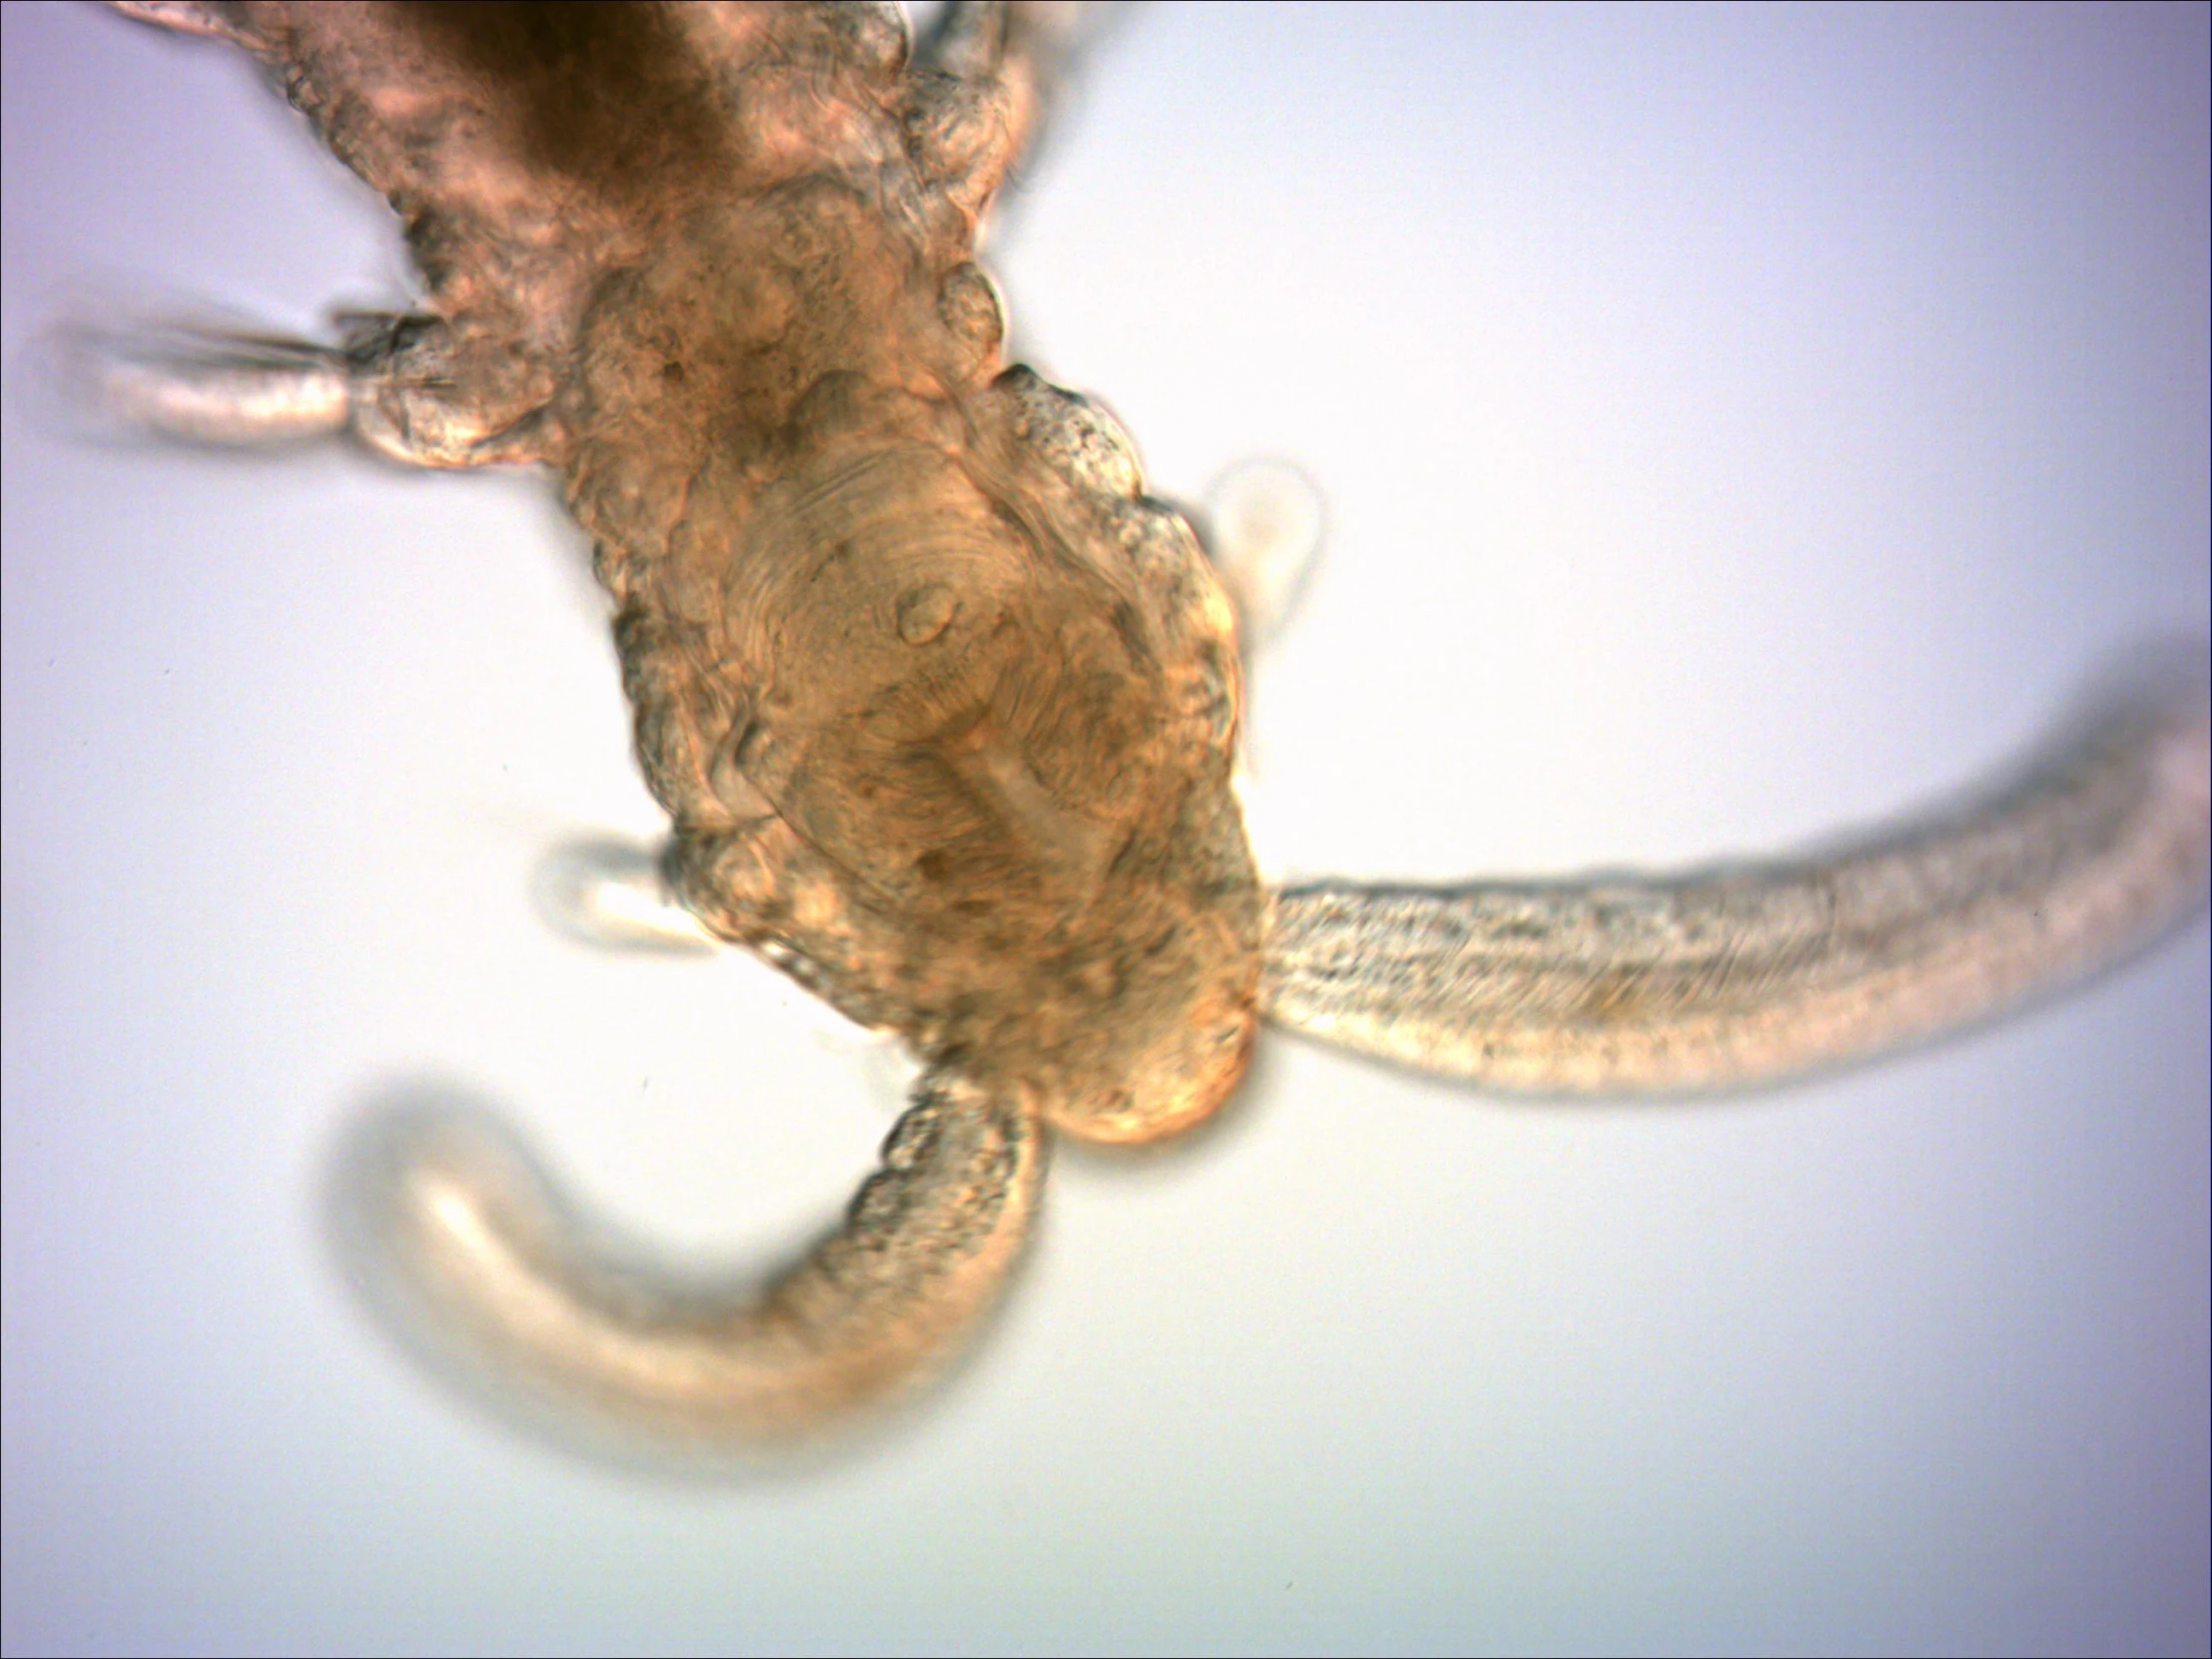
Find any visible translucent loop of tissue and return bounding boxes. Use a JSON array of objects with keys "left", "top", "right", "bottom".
[
  {"left": 530, "top": 837, "right": 718, "bottom": 955},
  {"left": 1200, "top": 458, "right": 1325, "bottom": 651}
]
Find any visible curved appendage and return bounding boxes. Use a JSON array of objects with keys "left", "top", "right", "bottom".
[
  {"left": 338, "top": 1072, "right": 1044, "bottom": 1453},
  {"left": 1262, "top": 680, "right": 2210, "bottom": 1092}
]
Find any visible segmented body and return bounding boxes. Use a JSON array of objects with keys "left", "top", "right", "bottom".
[{"left": 86, "top": 0, "right": 2210, "bottom": 1455}]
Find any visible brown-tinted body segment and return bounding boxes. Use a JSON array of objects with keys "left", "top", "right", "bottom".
[
  {"left": 143, "top": 0, "right": 1262, "bottom": 1142},
  {"left": 570, "top": 78, "right": 1263, "bottom": 1146}
]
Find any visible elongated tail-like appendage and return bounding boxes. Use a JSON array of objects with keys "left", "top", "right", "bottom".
[
  {"left": 337, "top": 1072, "right": 1043, "bottom": 1453},
  {"left": 1262, "top": 682, "right": 2210, "bottom": 1091}
]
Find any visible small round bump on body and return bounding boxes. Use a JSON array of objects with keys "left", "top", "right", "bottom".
[{"left": 896, "top": 582, "right": 957, "bottom": 644}]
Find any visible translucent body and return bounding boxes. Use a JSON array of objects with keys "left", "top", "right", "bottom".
[{"left": 96, "top": 0, "right": 2208, "bottom": 1455}]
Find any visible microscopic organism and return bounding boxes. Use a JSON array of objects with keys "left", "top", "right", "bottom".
[{"left": 81, "top": 0, "right": 2209, "bottom": 1454}]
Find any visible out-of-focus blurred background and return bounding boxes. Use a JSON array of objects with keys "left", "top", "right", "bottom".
[{"left": 4, "top": 4, "right": 2205, "bottom": 1653}]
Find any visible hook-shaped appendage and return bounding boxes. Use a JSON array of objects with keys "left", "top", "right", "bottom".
[
  {"left": 1262, "top": 670, "right": 2210, "bottom": 1092},
  {"left": 335, "top": 1071, "right": 1045, "bottom": 1457}
]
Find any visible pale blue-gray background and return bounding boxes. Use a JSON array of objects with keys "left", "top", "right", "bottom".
[{"left": 4, "top": 4, "right": 2206, "bottom": 1653}]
